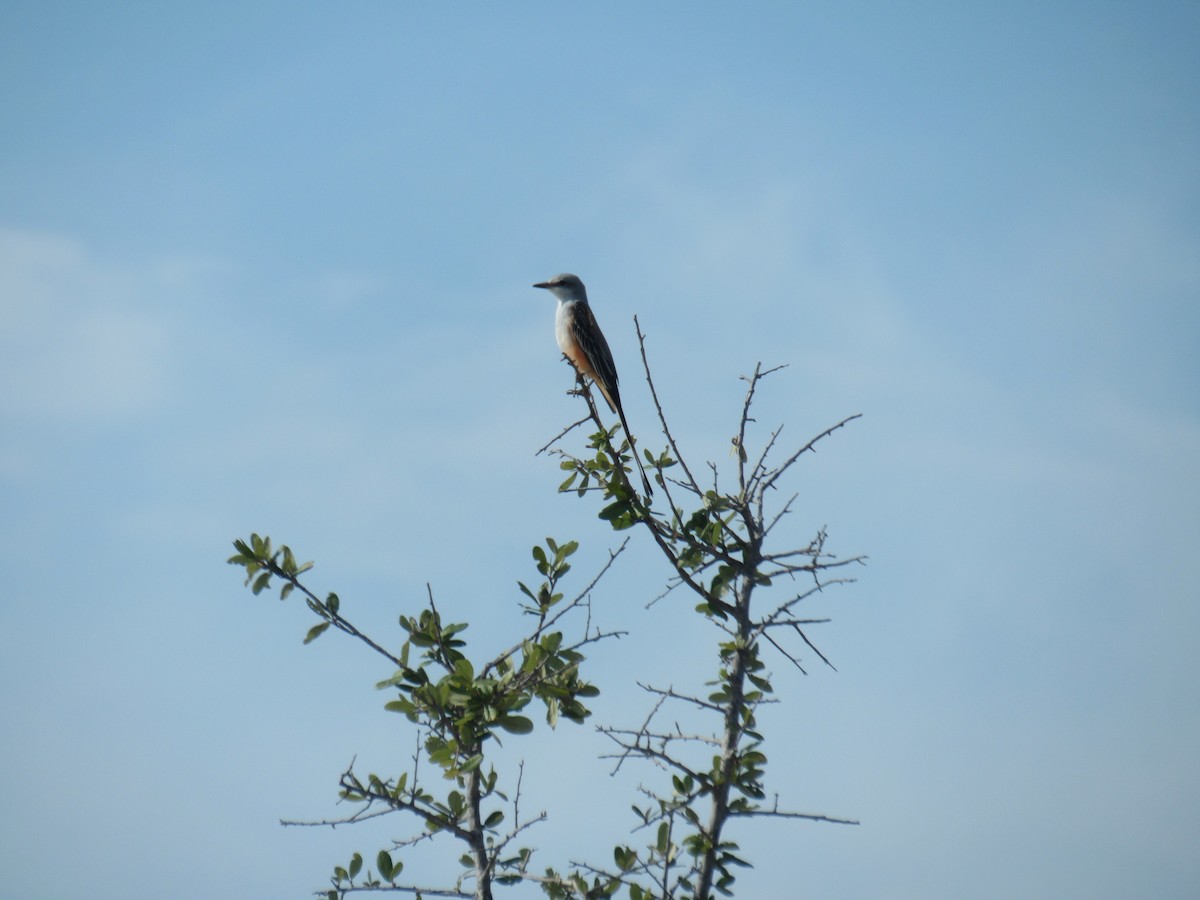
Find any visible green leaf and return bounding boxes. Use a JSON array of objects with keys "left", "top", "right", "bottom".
[
  {"left": 598, "top": 500, "right": 626, "bottom": 521},
  {"left": 497, "top": 715, "right": 534, "bottom": 734},
  {"left": 377, "top": 850, "right": 394, "bottom": 881},
  {"left": 461, "top": 753, "right": 484, "bottom": 773},
  {"left": 747, "top": 673, "right": 773, "bottom": 692},
  {"left": 303, "top": 621, "right": 331, "bottom": 644},
  {"left": 348, "top": 852, "right": 362, "bottom": 879},
  {"left": 614, "top": 846, "right": 637, "bottom": 872},
  {"left": 385, "top": 698, "right": 416, "bottom": 716}
]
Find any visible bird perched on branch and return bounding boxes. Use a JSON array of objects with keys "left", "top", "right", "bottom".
[{"left": 534, "top": 273, "right": 653, "bottom": 498}]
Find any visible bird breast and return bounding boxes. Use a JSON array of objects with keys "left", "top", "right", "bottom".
[{"left": 555, "top": 300, "right": 575, "bottom": 356}]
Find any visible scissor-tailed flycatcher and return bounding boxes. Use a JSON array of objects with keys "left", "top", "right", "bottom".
[{"left": 534, "top": 273, "right": 654, "bottom": 498}]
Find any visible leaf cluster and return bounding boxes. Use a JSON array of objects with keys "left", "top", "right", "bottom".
[{"left": 229, "top": 533, "right": 622, "bottom": 899}]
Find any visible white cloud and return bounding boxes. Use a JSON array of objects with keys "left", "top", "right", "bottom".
[{"left": 0, "top": 228, "right": 174, "bottom": 422}]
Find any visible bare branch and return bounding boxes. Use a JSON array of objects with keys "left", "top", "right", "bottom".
[
  {"left": 332, "top": 885, "right": 472, "bottom": 897},
  {"left": 736, "top": 362, "right": 787, "bottom": 494},
  {"left": 754, "top": 574, "right": 861, "bottom": 640},
  {"left": 760, "top": 492, "right": 799, "bottom": 540},
  {"left": 636, "top": 316, "right": 703, "bottom": 502},
  {"left": 760, "top": 617, "right": 833, "bottom": 628},
  {"left": 535, "top": 413, "right": 592, "bottom": 456},
  {"left": 758, "top": 413, "right": 863, "bottom": 494},
  {"left": 747, "top": 426, "right": 784, "bottom": 493},
  {"left": 597, "top": 727, "right": 707, "bottom": 783},
  {"left": 792, "top": 622, "right": 837, "bottom": 672},
  {"left": 760, "top": 629, "right": 808, "bottom": 675},
  {"left": 602, "top": 691, "right": 668, "bottom": 775},
  {"left": 280, "top": 805, "right": 397, "bottom": 828},
  {"left": 637, "top": 682, "right": 727, "bottom": 715},
  {"left": 488, "top": 811, "right": 548, "bottom": 867},
  {"left": 728, "top": 808, "right": 860, "bottom": 826}
]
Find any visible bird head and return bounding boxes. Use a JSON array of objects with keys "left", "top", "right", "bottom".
[{"left": 533, "top": 273, "right": 588, "bottom": 303}]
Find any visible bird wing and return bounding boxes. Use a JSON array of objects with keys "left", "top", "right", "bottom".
[{"left": 570, "top": 302, "right": 621, "bottom": 414}]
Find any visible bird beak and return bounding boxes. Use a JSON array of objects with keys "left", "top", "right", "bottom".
[{"left": 533, "top": 282, "right": 550, "bottom": 289}]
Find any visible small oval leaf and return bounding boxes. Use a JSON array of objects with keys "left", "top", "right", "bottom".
[{"left": 303, "top": 621, "right": 332, "bottom": 644}]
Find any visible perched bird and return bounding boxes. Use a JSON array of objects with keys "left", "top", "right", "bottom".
[{"left": 534, "top": 273, "right": 653, "bottom": 498}]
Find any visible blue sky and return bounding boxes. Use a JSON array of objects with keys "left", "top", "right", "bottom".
[{"left": 2, "top": 3, "right": 1198, "bottom": 898}]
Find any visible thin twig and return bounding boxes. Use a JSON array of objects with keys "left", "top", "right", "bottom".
[
  {"left": 759, "top": 413, "right": 863, "bottom": 493},
  {"left": 636, "top": 316, "right": 702, "bottom": 501},
  {"left": 481, "top": 539, "right": 629, "bottom": 677},
  {"left": 728, "top": 810, "right": 860, "bottom": 826}
]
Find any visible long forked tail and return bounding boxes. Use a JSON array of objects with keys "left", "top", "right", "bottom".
[
  {"left": 614, "top": 404, "right": 654, "bottom": 499},
  {"left": 572, "top": 353, "right": 654, "bottom": 500}
]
